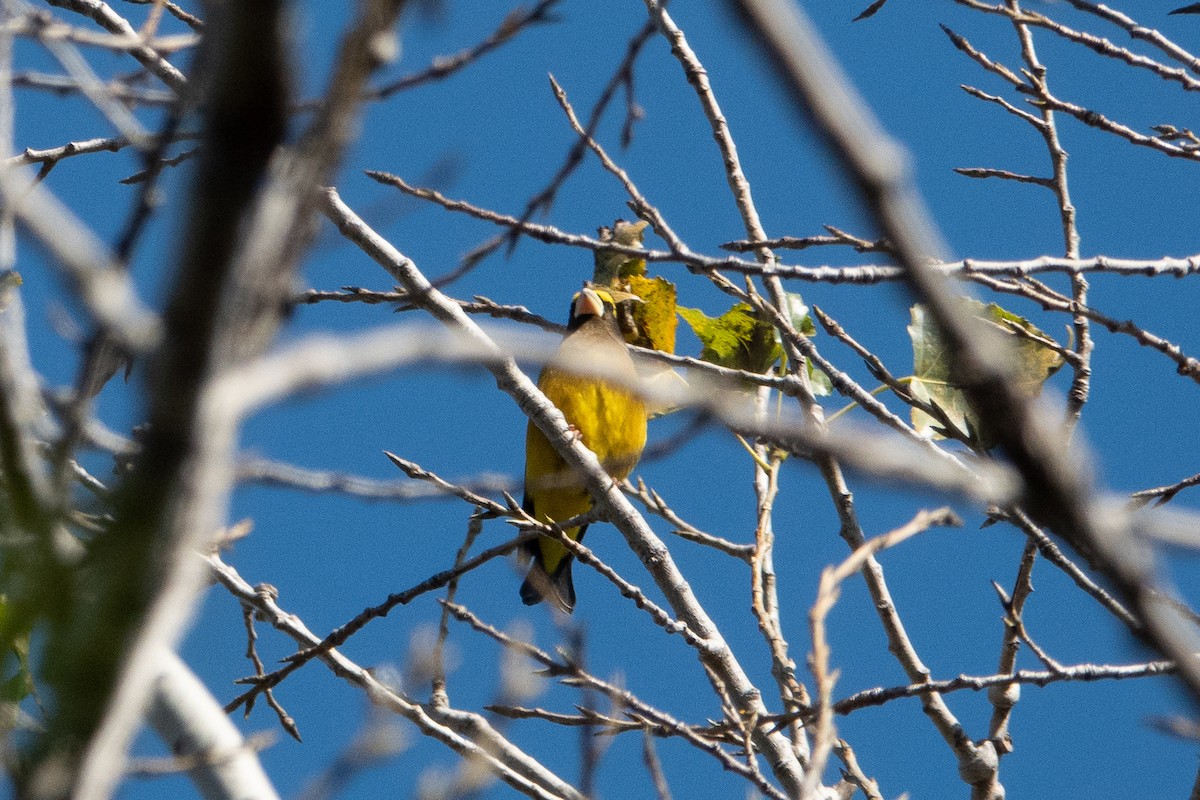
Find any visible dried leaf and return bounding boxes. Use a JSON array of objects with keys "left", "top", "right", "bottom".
[{"left": 592, "top": 219, "right": 649, "bottom": 286}]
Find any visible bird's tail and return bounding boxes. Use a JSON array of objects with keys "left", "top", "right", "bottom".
[{"left": 520, "top": 556, "right": 576, "bottom": 613}]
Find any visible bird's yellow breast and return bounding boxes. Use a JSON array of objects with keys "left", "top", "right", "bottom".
[{"left": 534, "top": 367, "right": 647, "bottom": 479}]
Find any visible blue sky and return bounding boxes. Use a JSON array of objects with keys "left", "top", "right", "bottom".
[{"left": 10, "top": 0, "right": 1200, "bottom": 798}]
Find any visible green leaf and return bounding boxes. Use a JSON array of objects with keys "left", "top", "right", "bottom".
[
  {"left": 808, "top": 359, "right": 833, "bottom": 397},
  {"left": 781, "top": 292, "right": 816, "bottom": 337},
  {"left": 678, "top": 293, "right": 820, "bottom": 380},
  {"left": 0, "top": 666, "right": 30, "bottom": 704},
  {"left": 678, "top": 303, "right": 780, "bottom": 374},
  {"left": 0, "top": 596, "right": 32, "bottom": 710},
  {"left": 908, "top": 301, "right": 1065, "bottom": 449},
  {"left": 773, "top": 291, "right": 819, "bottom": 380}
]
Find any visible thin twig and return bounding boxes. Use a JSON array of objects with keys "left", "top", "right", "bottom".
[
  {"left": 366, "top": 1, "right": 560, "bottom": 100},
  {"left": 444, "top": 601, "right": 789, "bottom": 800},
  {"left": 207, "top": 555, "right": 585, "bottom": 800},
  {"left": 806, "top": 509, "right": 963, "bottom": 795},
  {"left": 1131, "top": 473, "right": 1200, "bottom": 507},
  {"left": 44, "top": 0, "right": 186, "bottom": 89},
  {"left": 833, "top": 659, "right": 1177, "bottom": 714}
]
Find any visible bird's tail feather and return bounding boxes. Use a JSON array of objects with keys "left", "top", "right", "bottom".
[{"left": 520, "top": 557, "right": 576, "bottom": 613}]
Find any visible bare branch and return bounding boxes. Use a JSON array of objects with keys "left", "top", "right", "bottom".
[
  {"left": 145, "top": 647, "right": 281, "bottom": 800},
  {"left": 43, "top": 0, "right": 186, "bottom": 89}
]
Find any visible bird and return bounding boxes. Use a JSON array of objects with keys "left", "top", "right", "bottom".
[
  {"left": 1171, "top": 3, "right": 1200, "bottom": 13},
  {"left": 520, "top": 286, "right": 647, "bottom": 613}
]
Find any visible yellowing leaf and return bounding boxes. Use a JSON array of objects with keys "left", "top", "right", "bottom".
[
  {"left": 989, "top": 304, "right": 1066, "bottom": 396},
  {"left": 623, "top": 273, "right": 676, "bottom": 353},
  {"left": 908, "top": 301, "right": 1065, "bottom": 449},
  {"left": 586, "top": 218, "right": 684, "bottom": 413}
]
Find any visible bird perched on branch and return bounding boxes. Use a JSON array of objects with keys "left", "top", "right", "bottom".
[{"left": 520, "top": 286, "right": 647, "bottom": 612}]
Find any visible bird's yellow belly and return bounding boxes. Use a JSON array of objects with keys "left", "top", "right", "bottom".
[{"left": 523, "top": 354, "right": 648, "bottom": 580}]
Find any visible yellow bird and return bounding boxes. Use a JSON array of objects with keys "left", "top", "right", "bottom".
[{"left": 520, "top": 286, "right": 647, "bottom": 612}]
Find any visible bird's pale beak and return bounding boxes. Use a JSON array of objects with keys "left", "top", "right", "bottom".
[{"left": 575, "top": 287, "right": 607, "bottom": 318}]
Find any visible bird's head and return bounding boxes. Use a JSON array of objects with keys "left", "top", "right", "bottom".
[
  {"left": 567, "top": 284, "right": 641, "bottom": 331},
  {"left": 568, "top": 286, "right": 612, "bottom": 329}
]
